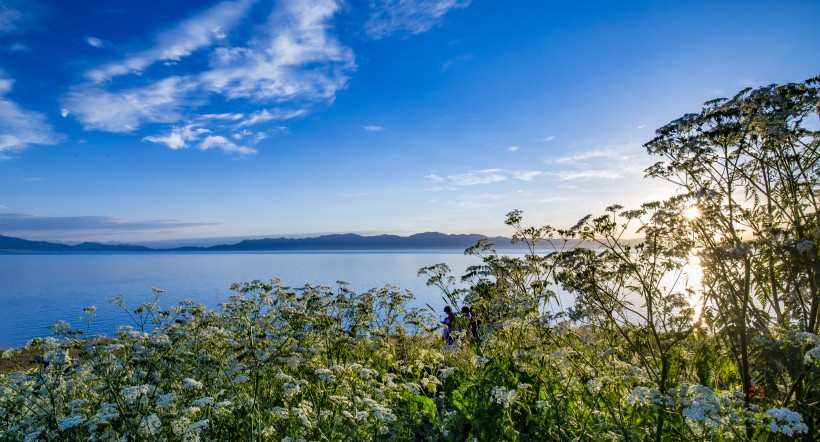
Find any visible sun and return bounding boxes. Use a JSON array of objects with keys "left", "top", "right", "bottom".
[{"left": 683, "top": 207, "right": 701, "bottom": 220}]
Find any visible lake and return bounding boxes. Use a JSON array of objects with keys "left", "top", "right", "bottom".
[{"left": 0, "top": 251, "right": 493, "bottom": 349}]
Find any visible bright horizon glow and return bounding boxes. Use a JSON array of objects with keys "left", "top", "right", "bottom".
[{"left": 1, "top": 1, "right": 818, "bottom": 244}]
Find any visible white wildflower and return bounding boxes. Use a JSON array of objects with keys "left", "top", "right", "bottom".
[
  {"left": 96, "top": 403, "right": 120, "bottom": 421},
  {"left": 67, "top": 399, "right": 89, "bottom": 407},
  {"left": 438, "top": 367, "right": 456, "bottom": 379},
  {"left": 405, "top": 383, "right": 422, "bottom": 395},
  {"left": 315, "top": 368, "right": 336, "bottom": 383},
  {"left": 370, "top": 403, "right": 396, "bottom": 422},
  {"left": 140, "top": 413, "right": 161, "bottom": 436},
  {"left": 188, "top": 419, "right": 209, "bottom": 432},
  {"left": 192, "top": 396, "right": 215, "bottom": 406},
  {"left": 58, "top": 415, "right": 84, "bottom": 430},
  {"left": 765, "top": 407, "right": 808, "bottom": 436},
  {"left": 232, "top": 374, "right": 249, "bottom": 384},
  {"left": 491, "top": 386, "right": 517, "bottom": 408},
  {"left": 470, "top": 355, "right": 490, "bottom": 368},
  {"left": 357, "top": 367, "right": 378, "bottom": 380},
  {"left": 172, "top": 417, "right": 192, "bottom": 435},
  {"left": 586, "top": 378, "right": 603, "bottom": 395},
  {"left": 156, "top": 393, "right": 174, "bottom": 408},
  {"left": 627, "top": 386, "right": 657, "bottom": 406},
  {"left": 680, "top": 385, "right": 729, "bottom": 436},
  {"left": 182, "top": 378, "right": 203, "bottom": 390},
  {"left": 271, "top": 407, "right": 289, "bottom": 419},
  {"left": 276, "top": 372, "right": 294, "bottom": 382}
]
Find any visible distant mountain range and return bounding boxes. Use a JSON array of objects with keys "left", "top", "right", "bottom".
[{"left": 0, "top": 232, "right": 540, "bottom": 253}]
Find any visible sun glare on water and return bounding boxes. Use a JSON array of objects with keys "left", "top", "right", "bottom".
[{"left": 684, "top": 250, "right": 704, "bottom": 321}]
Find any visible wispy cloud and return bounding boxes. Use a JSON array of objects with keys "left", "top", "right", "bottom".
[
  {"left": 198, "top": 135, "right": 255, "bottom": 155},
  {"left": 85, "top": 0, "right": 256, "bottom": 82},
  {"left": 507, "top": 145, "right": 519, "bottom": 152},
  {"left": 63, "top": 0, "right": 354, "bottom": 154},
  {"left": 426, "top": 168, "right": 542, "bottom": 188},
  {"left": 0, "top": 73, "right": 62, "bottom": 157},
  {"left": 546, "top": 148, "right": 623, "bottom": 165},
  {"left": 0, "top": 212, "right": 218, "bottom": 233},
  {"left": 553, "top": 170, "right": 622, "bottom": 181},
  {"left": 541, "top": 136, "right": 556, "bottom": 142},
  {"left": 447, "top": 169, "right": 507, "bottom": 186},
  {"left": 64, "top": 76, "right": 198, "bottom": 133},
  {"left": 512, "top": 171, "right": 542, "bottom": 181},
  {"left": 84, "top": 36, "right": 105, "bottom": 48},
  {"left": 142, "top": 124, "right": 210, "bottom": 150},
  {"left": 362, "top": 125, "right": 385, "bottom": 132},
  {"left": 365, "top": 0, "right": 470, "bottom": 39},
  {"left": 0, "top": 0, "right": 39, "bottom": 37},
  {"left": 539, "top": 195, "right": 584, "bottom": 203},
  {"left": 442, "top": 54, "right": 472, "bottom": 70}
]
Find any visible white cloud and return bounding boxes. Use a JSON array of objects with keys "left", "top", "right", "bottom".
[
  {"left": 0, "top": 0, "right": 36, "bottom": 37},
  {"left": 64, "top": 0, "right": 351, "bottom": 155},
  {"left": 427, "top": 168, "right": 543, "bottom": 187},
  {"left": 60, "top": 108, "right": 69, "bottom": 118},
  {"left": 201, "top": 113, "right": 245, "bottom": 121},
  {"left": 366, "top": 0, "right": 470, "bottom": 39},
  {"left": 86, "top": 0, "right": 256, "bottom": 82},
  {"left": 447, "top": 169, "right": 507, "bottom": 186},
  {"left": 512, "top": 170, "right": 541, "bottom": 181},
  {"left": 142, "top": 124, "right": 210, "bottom": 150},
  {"left": 85, "top": 36, "right": 104, "bottom": 48},
  {"left": 540, "top": 195, "right": 583, "bottom": 203},
  {"left": 200, "top": 0, "right": 354, "bottom": 101},
  {"left": 236, "top": 109, "right": 306, "bottom": 127},
  {"left": 0, "top": 74, "right": 61, "bottom": 156},
  {"left": 198, "top": 135, "right": 255, "bottom": 154},
  {"left": 547, "top": 148, "right": 623, "bottom": 165},
  {"left": 554, "top": 170, "right": 622, "bottom": 181},
  {"left": 363, "top": 125, "right": 385, "bottom": 132},
  {"left": 507, "top": 145, "right": 518, "bottom": 152},
  {"left": 64, "top": 76, "right": 198, "bottom": 132},
  {"left": 542, "top": 136, "right": 556, "bottom": 142}
]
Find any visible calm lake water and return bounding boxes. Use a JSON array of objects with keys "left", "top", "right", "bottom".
[{"left": 0, "top": 251, "right": 492, "bottom": 349}]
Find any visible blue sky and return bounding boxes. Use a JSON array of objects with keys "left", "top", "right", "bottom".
[{"left": 1, "top": 0, "right": 818, "bottom": 244}]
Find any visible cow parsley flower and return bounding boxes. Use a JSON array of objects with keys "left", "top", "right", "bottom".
[
  {"left": 192, "top": 396, "right": 214, "bottom": 406},
  {"left": 315, "top": 368, "right": 336, "bottom": 383},
  {"left": 58, "top": 415, "right": 84, "bottom": 430},
  {"left": 271, "top": 407, "right": 289, "bottom": 419},
  {"left": 627, "top": 386, "right": 657, "bottom": 406},
  {"left": 765, "top": 407, "right": 808, "bottom": 436},
  {"left": 156, "top": 393, "right": 174, "bottom": 408},
  {"left": 491, "top": 386, "right": 517, "bottom": 408},
  {"left": 182, "top": 378, "right": 203, "bottom": 390}
]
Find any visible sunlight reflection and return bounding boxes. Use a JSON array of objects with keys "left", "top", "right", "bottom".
[{"left": 683, "top": 249, "right": 704, "bottom": 322}]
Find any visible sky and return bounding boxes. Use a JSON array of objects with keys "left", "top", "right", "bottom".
[{"left": 0, "top": 0, "right": 819, "bottom": 245}]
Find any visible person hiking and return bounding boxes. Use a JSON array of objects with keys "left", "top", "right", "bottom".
[
  {"left": 441, "top": 306, "right": 456, "bottom": 344},
  {"left": 461, "top": 305, "right": 479, "bottom": 338}
]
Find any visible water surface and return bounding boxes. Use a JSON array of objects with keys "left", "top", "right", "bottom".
[{"left": 0, "top": 251, "right": 488, "bottom": 348}]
